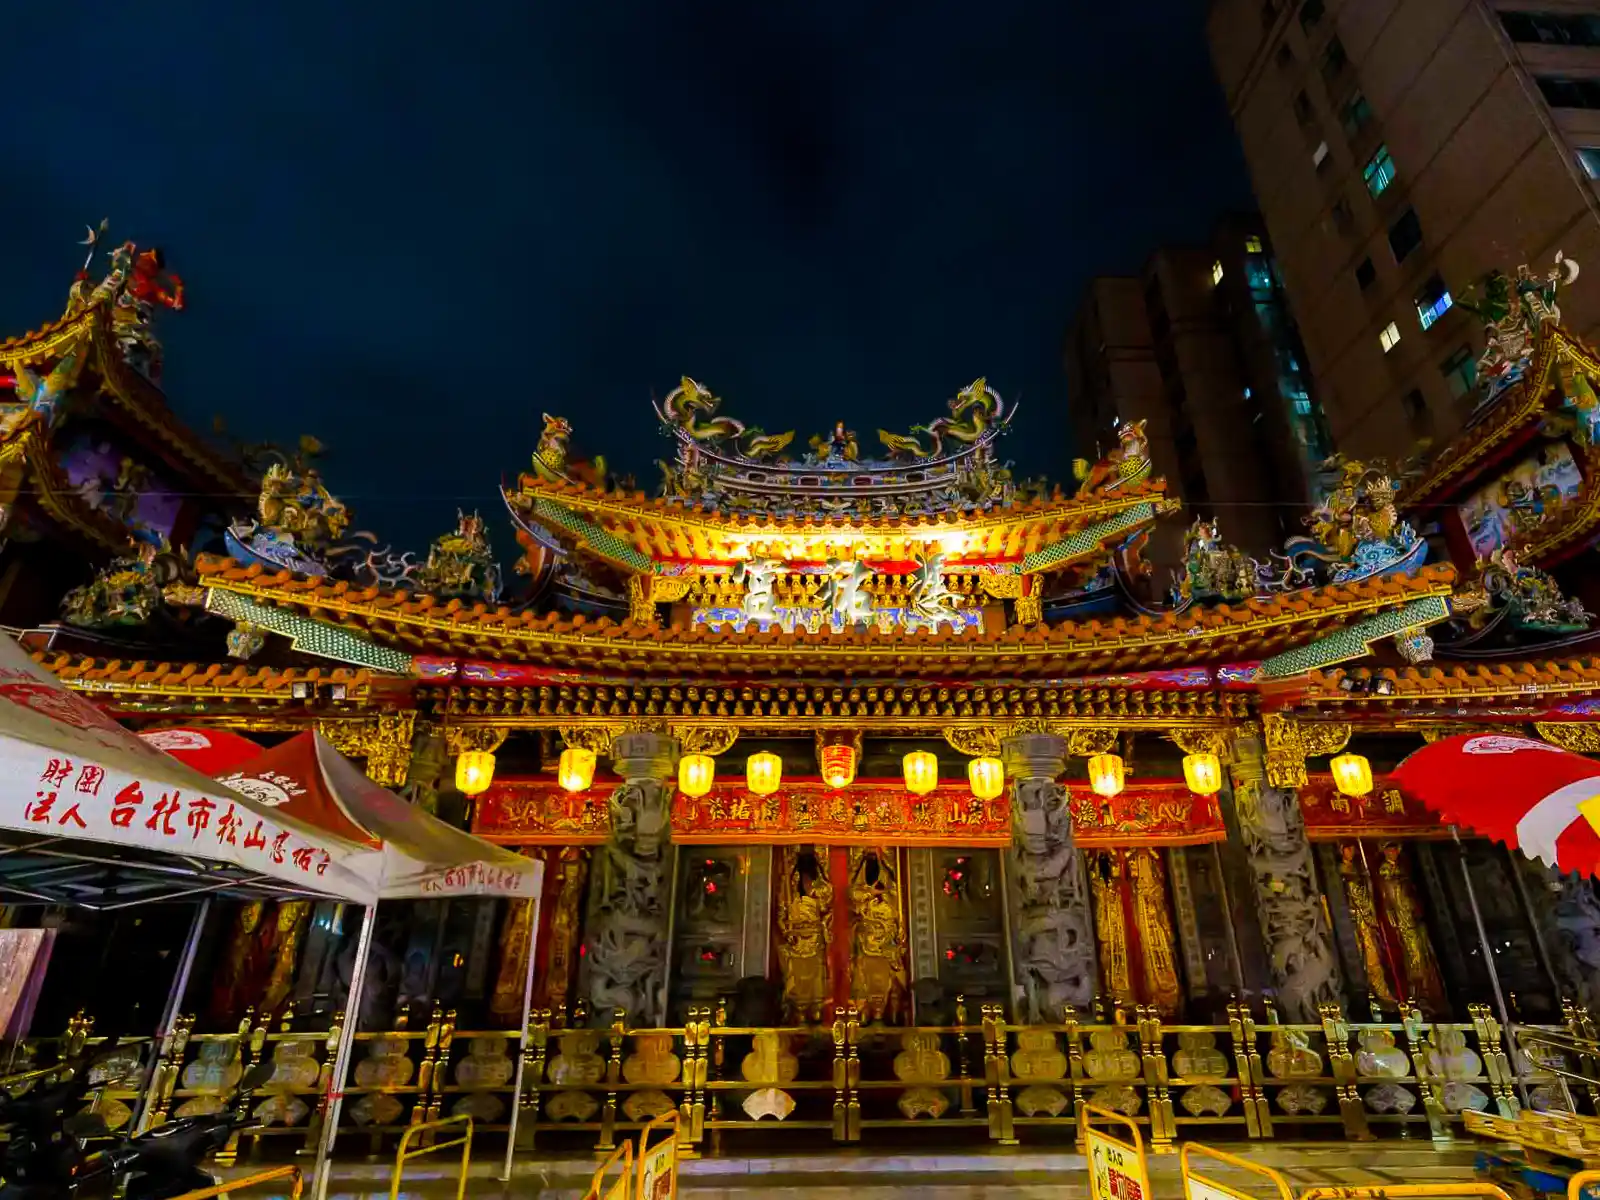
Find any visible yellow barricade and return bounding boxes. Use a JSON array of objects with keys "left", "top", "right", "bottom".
[
  {"left": 1299, "top": 1187, "right": 1513, "bottom": 1200},
  {"left": 637, "top": 1109, "right": 680, "bottom": 1200},
  {"left": 390, "top": 1114, "right": 473, "bottom": 1200},
  {"left": 1571, "top": 1170, "right": 1600, "bottom": 1200},
  {"left": 1081, "top": 1103, "right": 1153, "bottom": 1200},
  {"left": 169, "top": 1164, "right": 303, "bottom": 1199},
  {"left": 587, "top": 1140, "right": 634, "bottom": 1200},
  {"left": 1181, "top": 1142, "right": 1294, "bottom": 1200}
]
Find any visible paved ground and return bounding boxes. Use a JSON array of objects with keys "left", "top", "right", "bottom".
[{"left": 211, "top": 1142, "right": 1491, "bottom": 1198}]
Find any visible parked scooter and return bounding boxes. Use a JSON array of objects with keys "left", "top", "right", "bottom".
[
  {"left": 0, "top": 1039, "right": 133, "bottom": 1200},
  {"left": 103, "top": 1060, "right": 275, "bottom": 1200}
]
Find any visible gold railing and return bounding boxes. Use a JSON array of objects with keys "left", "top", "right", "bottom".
[{"left": 8, "top": 996, "right": 1590, "bottom": 1159}]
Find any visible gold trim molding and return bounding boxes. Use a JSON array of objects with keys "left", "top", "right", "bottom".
[
  {"left": 1534, "top": 722, "right": 1600, "bottom": 754},
  {"left": 1262, "top": 714, "right": 1352, "bottom": 789}
]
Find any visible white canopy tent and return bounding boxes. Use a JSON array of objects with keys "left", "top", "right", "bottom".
[{"left": 150, "top": 728, "right": 543, "bottom": 1197}]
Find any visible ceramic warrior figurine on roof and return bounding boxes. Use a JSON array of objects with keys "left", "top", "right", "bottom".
[
  {"left": 1271, "top": 457, "right": 1424, "bottom": 584},
  {"left": 1075, "top": 419, "right": 1151, "bottom": 496},
  {"left": 66, "top": 222, "right": 186, "bottom": 382},
  {"left": 225, "top": 437, "right": 352, "bottom": 577},
  {"left": 414, "top": 510, "right": 501, "bottom": 602},
  {"left": 1459, "top": 251, "right": 1579, "bottom": 395}
]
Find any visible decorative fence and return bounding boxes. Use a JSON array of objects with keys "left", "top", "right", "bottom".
[{"left": 19, "top": 997, "right": 1596, "bottom": 1158}]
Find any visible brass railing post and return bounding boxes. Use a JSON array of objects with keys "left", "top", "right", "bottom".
[
  {"left": 1137, "top": 1005, "right": 1174, "bottom": 1148},
  {"left": 517, "top": 1008, "right": 550, "bottom": 1152},
  {"left": 1228, "top": 999, "right": 1269, "bottom": 1138},
  {"left": 1469, "top": 1003, "right": 1520, "bottom": 1118},
  {"left": 596, "top": 1010, "right": 626, "bottom": 1152},
  {"left": 954, "top": 994, "right": 976, "bottom": 1117},
  {"left": 831, "top": 1006, "right": 848, "bottom": 1142},
  {"left": 982, "top": 1003, "right": 1016, "bottom": 1144},
  {"left": 1401, "top": 1003, "right": 1450, "bottom": 1142},
  {"left": 845, "top": 1004, "right": 861, "bottom": 1142},
  {"left": 1320, "top": 1002, "right": 1370, "bottom": 1140}
]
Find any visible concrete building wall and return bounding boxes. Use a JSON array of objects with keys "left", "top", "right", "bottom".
[
  {"left": 1064, "top": 217, "right": 1323, "bottom": 562},
  {"left": 1207, "top": 0, "right": 1600, "bottom": 459}
]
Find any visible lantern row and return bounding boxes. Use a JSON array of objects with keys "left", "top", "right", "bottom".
[{"left": 457, "top": 744, "right": 1375, "bottom": 802}]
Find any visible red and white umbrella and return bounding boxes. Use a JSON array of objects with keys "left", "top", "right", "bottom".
[{"left": 1391, "top": 733, "right": 1600, "bottom": 879}]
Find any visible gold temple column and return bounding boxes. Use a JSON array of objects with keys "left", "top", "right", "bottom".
[
  {"left": 1003, "top": 733, "right": 1097, "bottom": 1023},
  {"left": 580, "top": 729, "right": 679, "bottom": 1027},
  {"left": 1227, "top": 731, "right": 1340, "bottom": 1023}
]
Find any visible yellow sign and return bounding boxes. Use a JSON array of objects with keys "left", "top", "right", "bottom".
[
  {"left": 637, "top": 1109, "right": 680, "bottom": 1200},
  {"left": 1082, "top": 1104, "right": 1151, "bottom": 1200},
  {"left": 1087, "top": 1126, "right": 1150, "bottom": 1200}
]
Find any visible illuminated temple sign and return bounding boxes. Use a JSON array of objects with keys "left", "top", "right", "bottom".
[{"left": 696, "top": 552, "right": 980, "bottom": 634}]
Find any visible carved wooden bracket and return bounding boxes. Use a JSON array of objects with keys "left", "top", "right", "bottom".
[
  {"left": 670, "top": 725, "right": 740, "bottom": 757},
  {"left": 317, "top": 712, "right": 417, "bottom": 788},
  {"left": 1261, "top": 714, "right": 1352, "bottom": 789}
]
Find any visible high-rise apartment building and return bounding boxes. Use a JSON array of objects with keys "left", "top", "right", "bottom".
[
  {"left": 1064, "top": 215, "right": 1331, "bottom": 561},
  {"left": 1206, "top": 0, "right": 1600, "bottom": 459}
]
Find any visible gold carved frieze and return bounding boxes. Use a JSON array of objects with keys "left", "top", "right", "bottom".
[
  {"left": 558, "top": 725, "right": 624, "bottom": 758},
  {"left": 1262, "top": 714, "right": 1351, "bottom": 789},
  {"left": 670, "top": 725, "right": 740, "bottom": 757},
  {"left": 316, "top": 712, "right": 416, "bottom": 787},
  {"left": 1534, "top": 721, "right": 1600, "bottom": 754},
  {"left": 442, "top": 725, "right": 508, "bottom": 757},
  {"left": 941, "top": 726, "right": 1002, "bottom": 758}
]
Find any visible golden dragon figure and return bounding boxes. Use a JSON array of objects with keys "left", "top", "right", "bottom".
[
  {"left": 656, "top": 376, "right": 794, "bottom": 461},
  {"left": 877, "top": 377, "right": 1006, "bottom": 460}
]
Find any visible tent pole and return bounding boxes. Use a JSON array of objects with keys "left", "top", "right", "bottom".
[
  {"left": 1452, "top": 826, "right": 1531, "bottom": 1109},
  {"left": 133, "top": 896, "right": 211, "bottom": 1134},
  {"left": 500, "top": 890, "right": 543, "bottom": 1182},
  {"left": 313, "top": 903, "right": 377, "bottom": 1200}
]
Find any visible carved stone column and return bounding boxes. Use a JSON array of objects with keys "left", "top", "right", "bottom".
[
  {"left": 1227, "top": 732, "right": 1340, "bottom": 1023},
  {"left": 581, "top": 730, "right": 679, "bottom": 1027},
  {"left": 1003, "top": 733, "right": 1097, "bottom": 1022}
]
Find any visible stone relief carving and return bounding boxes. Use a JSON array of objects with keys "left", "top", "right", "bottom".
[
  {"left": 584, "top": 770, "right": 674, "bottom": 1026},
  {"left": 1523, "top": 859, "right": 1600, "bottom": 1013},
  {"left": 1007, "top": 769, "right": 1097, "bottom": 1022},
  {"left": 1230, "top": 739, "right": 1340, "bottom": 1023}
]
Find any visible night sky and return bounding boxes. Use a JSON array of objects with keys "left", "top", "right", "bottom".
[{"left": 2, "top": 2, "right": 1250, "bottom": 555}]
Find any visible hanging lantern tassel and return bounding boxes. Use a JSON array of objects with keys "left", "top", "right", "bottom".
[
  {"left": 1182, "top": 752, "right": 1223, "bottom": 796},
  {"left": 968, "top": 756, "right": 1005, "bottom": 801},
  {"left": 903, "top": 750, "right": 939, "bottom": 796},
  {"left": 1088, "top": 753, "right": 1125, "bottom": 798},
  {"left": 1331, "top": 752, "right": 1373, "bottom": 798},
  {"left": 679, "top": 753, "right": 715, "bottom": 797},
  {"left": 455, "top": 749, "right": 496, "bottom": 796},
  {"left": 558, "top": 746, "right": 596, "bottom": 793}
]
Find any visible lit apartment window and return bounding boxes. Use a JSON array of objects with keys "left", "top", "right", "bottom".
[
  {"left": 1441, "top": 346, "right": 1477, "bottom": 398},
  {"left": 1355, "top": 257, "right": 1376, "bottom": 290},
  {"left": 1363, "top": 145, "right": 1396, "bottom": 197},
  {"left": 1341, "top": 91, "right": 1373, "bottom": 137},
  {"left": 1313, "top": 140, "right": 1330, "bottom": 170},
  {"left": 1578, "top": 147, "right": 1600, "bottom": 179},
  {"left": 1537, "top": 76, "right": 1600, "bottom": 109},
  {"left": 1388, "top": 206, "right": 1423, "bottom": 263},
  {"left": 1379, "top": 321, "right": 1402, "bottom": 353},
  {"left": 1416, "top": 274, "right": 1453, "bottom": 330},
  {"left": 1211, "top": 261, "right": 1225, "bottom": 286},
  {"left": 1245, "top": 236, "right": 1264, "bottom": 254},
  {"left": 1501, "top": 12, "right": 1600, "bottom": 47}
]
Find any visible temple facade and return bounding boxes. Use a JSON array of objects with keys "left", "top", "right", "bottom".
[{"left": 3, "top": 231, "right": 1599, "bottom": 1150}]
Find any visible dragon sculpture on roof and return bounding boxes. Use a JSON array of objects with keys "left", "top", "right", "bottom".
[
  {"left": 656, "top": 377, "right": 795, "bottom": 461},
  {"left": 876, "top": 378, "right": 1007, "bottom": 461}
]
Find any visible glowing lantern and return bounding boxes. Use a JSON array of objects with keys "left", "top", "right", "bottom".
[
  {"left": 747, "top": 752, "right": 782, "bottom": 796},
  {"left": 1088, "top": 753, "right": 1125, "bottom": 798},
  {"left": 558, "top": 746, "right": 596, "bottom": 793},
  {"left": 455, "top": 750, "right": 496, "bottom": 796},
  {"left": 1331, "top": 752, "right": 1374, "bottom": 798},
  {"left": 679, "top": 753, "right": 715, "bottom": 798},
  {"left": 1182, "top": 752, "right": 1223, "bottom": 796},
  {"left": 819, "top": 742, "right": 858, "bottom": 790},
  {"left": 968, "top": 756, "right": 1005, "bottom": 800},
  {"left": 903, "top": 751, "right": 939, "bottom": 796}
]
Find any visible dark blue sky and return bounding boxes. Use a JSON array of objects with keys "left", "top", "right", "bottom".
[{"left": 3, "top": 2, "right": 1250, "bottom": 554}]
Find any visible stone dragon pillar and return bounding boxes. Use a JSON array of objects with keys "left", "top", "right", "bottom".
[
  {"left": 581, "top": 730, "right": 679, "bottom": 1027},
  {"left": 1004, "top": 733, "right": 1097, "bottom": 1022},
  {"left": 1227, "top": 725, "right": 1341, "bottom": 1023}
]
